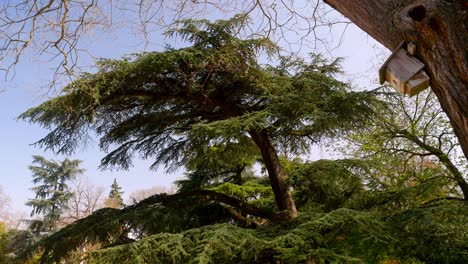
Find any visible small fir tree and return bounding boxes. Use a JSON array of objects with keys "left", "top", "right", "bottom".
[{"left": 104, "top": 179, "right": 124, "bottom": 208}]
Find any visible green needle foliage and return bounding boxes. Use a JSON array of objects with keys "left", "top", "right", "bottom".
[
  {"left": 176, "top": 137, "right": 260, "bottom": 192},
  {"left": 19, "top": 159, "right": 467, "bottom": 263},
  {"left": 105, "top": 179, "right": 125, "bottom": 209},
  {"left": 75, "top": 201, "right": 468, "bottom": 264},
  {"left": 20, "top": 15, "right": 379, "bottom": 218},
  {"left": 289, "top": 159, "right": 365, "bottom": 211}
]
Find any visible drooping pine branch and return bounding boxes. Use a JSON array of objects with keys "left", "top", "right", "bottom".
[{"left": 38, "top": 189, "right": 285, "bottom": 262}]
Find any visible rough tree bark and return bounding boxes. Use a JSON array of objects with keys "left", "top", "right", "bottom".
[
  {"left": 324, "top": 0, "right": 468, "bottom": 160},
  {"left": 249, "top": 129, "right": 298, "bottom": 219}
]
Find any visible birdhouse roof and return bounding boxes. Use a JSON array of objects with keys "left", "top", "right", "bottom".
[{"left": 379, "top": 41, "right": 426, "bottom": 84}]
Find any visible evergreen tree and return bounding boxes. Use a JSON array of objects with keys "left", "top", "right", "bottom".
[
  {"left": 21, "top": 15, "right": 378, "bottom": 220},
  {"left": 25, "top": 155, "right": 84, "bottom": 233},
  {"left": 104, "top": 179, "right": 124, "bottom": 208}
]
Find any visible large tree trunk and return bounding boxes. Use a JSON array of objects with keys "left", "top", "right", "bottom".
[
  {"left": 249, "top": 129, "right": 298, "bottom": 219},
  {"left": 324, "top": 0, "right": 468, "bottom": 160}
]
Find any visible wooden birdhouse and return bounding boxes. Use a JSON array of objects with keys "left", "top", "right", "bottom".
[{"left": 379, "top": 41, "right": 430, "bottom": 96}]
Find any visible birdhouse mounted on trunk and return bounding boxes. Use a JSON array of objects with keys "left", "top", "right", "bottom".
[{"left": 379, "top": 41, "right": 430, "bottom": 96}]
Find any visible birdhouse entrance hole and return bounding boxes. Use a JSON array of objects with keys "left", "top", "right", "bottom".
[{"left": 408, "top": 5, "right": 427, "bottom": 22}]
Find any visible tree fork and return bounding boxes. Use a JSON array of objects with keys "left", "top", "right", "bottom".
[
  {"left": 249, "top": 129, "right": 298, "bottom": 219},
  {"left": 324, "top": 0, "right": 468, "bottom": 159}
]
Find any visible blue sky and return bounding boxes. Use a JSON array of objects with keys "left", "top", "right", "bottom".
[
  {"left": 0, "top": 10, "right": 384, "bottom": 215},
  {"left": 0, "top": 23, "right": 179, "bottom": 213}
]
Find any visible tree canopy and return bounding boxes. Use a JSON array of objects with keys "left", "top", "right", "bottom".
[
  {"left": 1, "top": 1, "right": 466, "bottom": 160},
  {"left": 20, "top": 15, "right": 378, "bottom": 219}
]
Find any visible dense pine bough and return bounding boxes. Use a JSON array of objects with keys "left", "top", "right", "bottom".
[
  {"left": 86, "top": 201, "right": 467, "bottom": 264},
  {"left": 8, "top": 154, "right": 467, "bottom": 263},
  {"left": 33, "top": 160, "right": 467, "bottom": 263}
]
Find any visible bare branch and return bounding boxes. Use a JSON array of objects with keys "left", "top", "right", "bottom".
[{"left": 0, "top": 0, "right": 348, "bottom": 86}]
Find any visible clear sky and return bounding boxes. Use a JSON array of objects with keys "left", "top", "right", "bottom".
[{"left": 0, "top": 6, "right": 385, "bottom": 217}]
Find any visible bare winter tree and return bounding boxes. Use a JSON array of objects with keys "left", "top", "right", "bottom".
[
  {"left": 128, "top": 185, "right": 176, "bottom": 205},
  {"left": 62, "top": 177, "right": 105, "bottom": 224},
  {"left": 0, "top": 1, "right": 342, "bottom": 81},
  {"left": 0, "top": 186, "right": 11, "bottom": 223}
]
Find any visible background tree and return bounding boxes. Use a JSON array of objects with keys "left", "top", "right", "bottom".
[
  {"left": 62, "top": 176, "right": 106, "bottom": 224},
  {"left": 129, "top": 185, "right": 176, "bottom": 204},
  {"left": 20, "top": 16, "right": 378, "bottom": 219},
  {"left": 0, "top": 186, "right": 11, "bottom": 226},
  {"left": 0, "top": 222, "right": 7, "bottom": 263},
  {"left": 104, "top": 179, "right": 124, "bottom": 209},
  {"left": 344, "top": 88, "right": 468, "bottom": 201},
  {"left": 25, "top": 155, "right": 84, "bottom": 232}
]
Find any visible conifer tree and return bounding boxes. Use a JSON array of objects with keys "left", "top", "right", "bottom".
[
  {"left": 104, "top": 179, "right": 124, "bottom": 208},
  {"left": 26, "top": 155, "right": 84, "bottom": 232},
  {"left": 21, "top": 15, "right": 378, "bottom": 220}
]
